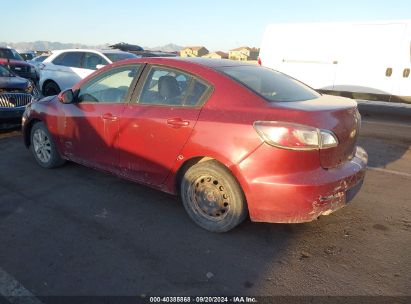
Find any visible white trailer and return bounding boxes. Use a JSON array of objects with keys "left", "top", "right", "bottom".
[{"left": 258, "top": 20, "right": 411, "bottom": 102}]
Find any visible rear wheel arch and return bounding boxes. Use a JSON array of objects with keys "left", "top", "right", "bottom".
[
  {"left": 175, "top": 156, "right": 247, "bottom": 199},
  {"left": 178, "top": 157, "right": 249, "bottom": 232},
  {"left": 175, "top": 156, "right": 214, "bottom": 194}
]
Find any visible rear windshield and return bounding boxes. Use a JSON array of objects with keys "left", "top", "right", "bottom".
[
  {"left": 103, "top": 52, "right": 137, "bottom": 63},
  {"left": 216, "top": 65, "right": 320, "bottom": 102}
]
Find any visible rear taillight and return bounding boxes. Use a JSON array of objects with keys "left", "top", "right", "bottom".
[
  {"left": 254, "top": 121, "right": 338, "bottom": 151},
  {"left": 257, "top": 57, "right": 262, "bottom": 65}
]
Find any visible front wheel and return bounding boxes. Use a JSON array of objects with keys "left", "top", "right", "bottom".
[
  {"left": 180, "top": 160, "right": 248, "bottom": 232},
  {"left": 30, "top": 122, "right": 65, "bottom": 168}
]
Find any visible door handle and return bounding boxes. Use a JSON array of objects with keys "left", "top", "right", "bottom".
[
  {"left": 101, "top": 113, "right": 118, "bottom": 121},
  {"left": 167, "top": 118, "right": 190, "bottom": 128},
  {"left": 385, "top": 68, "right": 393, "bottom": 77},
  {"left": 403, "top": 68, "right": 410, "bottom": 78}
]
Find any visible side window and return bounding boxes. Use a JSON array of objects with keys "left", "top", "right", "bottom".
[
  {"left": 52, "top": 52, "right": 83, "bottom": 68},
  {"left": 138, "top": 66, "right": 209, "bottom": 106},
  {"left": 83, "top": 53, "right": 108, "bottom": 70},
  {"left": 186, "top": 80, "right": 208, "bottom": 106},
  {"left": 77, "top": 65, "right": 141, "bottom": 103}
]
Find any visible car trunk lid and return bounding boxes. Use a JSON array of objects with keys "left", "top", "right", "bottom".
[
  {"left": 274, "top": 95, "right": 360, "bottom": 169},
  {"left": 318, "top": 105, "right": 360, "bottom": 168}
]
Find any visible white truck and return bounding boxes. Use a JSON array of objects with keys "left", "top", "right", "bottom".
[{"left": 258, "top": 20, "right": 411, "bottom": 102}]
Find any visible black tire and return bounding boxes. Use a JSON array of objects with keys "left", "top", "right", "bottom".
[
  {"left": 43, "top": 81, "right": 61, "bottom": 96},
  {"left": 181, "top": 160, "right": 248, "bottom": 232},
  {"left": 30, "top": 122, "right": 65, "bottom": 168}
]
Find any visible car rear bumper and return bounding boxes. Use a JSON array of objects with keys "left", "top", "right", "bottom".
[{"left": 240, "top": 146, "right": 368, "bottom": 223}]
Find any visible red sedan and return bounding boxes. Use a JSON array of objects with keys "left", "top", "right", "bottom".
[{"left": 22, "top": 57, "right": 367, "bottom": 232}]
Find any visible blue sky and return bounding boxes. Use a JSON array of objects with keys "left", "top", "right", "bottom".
[{"left": 2, "top": 0, "right": 411, "bottom": 51}]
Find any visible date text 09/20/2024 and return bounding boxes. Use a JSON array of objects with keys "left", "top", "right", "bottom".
[{"left": 149, "top": 296, "right": 257, "bottom": 303}]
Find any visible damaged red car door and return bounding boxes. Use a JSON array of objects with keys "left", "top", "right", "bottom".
[{"left": 60, "top": 64, "right": 142, "bottom": 171}]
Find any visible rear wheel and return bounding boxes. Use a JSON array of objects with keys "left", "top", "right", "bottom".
[
  {"left": 43, "top": 81, "right": 60, "bottom": 96},
  {"left": 30, "top": 122, "right": 65, "bottom": 168},
  {"left": 180, "top": 160, "right": 247, "bottom": 232}
]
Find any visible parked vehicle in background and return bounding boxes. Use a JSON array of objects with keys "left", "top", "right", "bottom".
[
  {"left": 39, "top": 49, "right": 137, "bottom": 96},
  {"left": 110, "top": 42, "right": 178, "bottom": 57},
  {"left": 28, "top": 55, "right": 50, "bottom": 83},
  {"left": 259, "top": 20, "right": 411, "bottom": 102},
  {"left": 109, "top": 42, "right": 144, "bottom": 52},
  {"left": 0, "top": 47, "right": 38, "bottom": 84},
  {"left": 28, "top": 55, "right": 50, "bottom": 66},
  {"left": 0, "top": 65, "right": 38, "bottom": 122},
  {"left": 18, "top": 50, "right": 37, "bottom": 61},
  {"left": 23, "top": 57, "right": 367, "bottom": 232}
]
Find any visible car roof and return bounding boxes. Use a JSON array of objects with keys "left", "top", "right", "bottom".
[
  {"left": 166, "top": 57, "right": 254, "bottom": 68},
  {"left": 120, "top": 57, "right": 255, "bottom": 71}
]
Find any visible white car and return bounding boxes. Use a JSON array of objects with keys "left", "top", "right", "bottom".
[{"left": 39, "top": 49, "right": 137, "bottom": 96}]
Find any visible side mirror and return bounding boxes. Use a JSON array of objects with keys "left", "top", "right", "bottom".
[
  {"left": 58, "top": 89, "right": 75, "bottom": 104},
  {"left": 96, "top": 64, "right": 106, "bottom": 69}
]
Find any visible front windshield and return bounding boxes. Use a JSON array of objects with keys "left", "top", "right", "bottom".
[
  {"left": 0, "top": 48, "right": 24, "bottom": 61},
  {"left": 0, "top": 65, "right": 13, "bottom": 77},
  {"left": 103, "top": 52, "right": 137, "bottom": 63}
]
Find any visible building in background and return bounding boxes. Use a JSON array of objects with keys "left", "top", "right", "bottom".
[
  {"left": 202, "top": 51, "right": 229, "bottom": 59},
  {"left": 180, "top": 46, "right": 209, "bottom": 57},
  {"left": 229, "top": 47, "right": 259, "bottom": 61}
]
